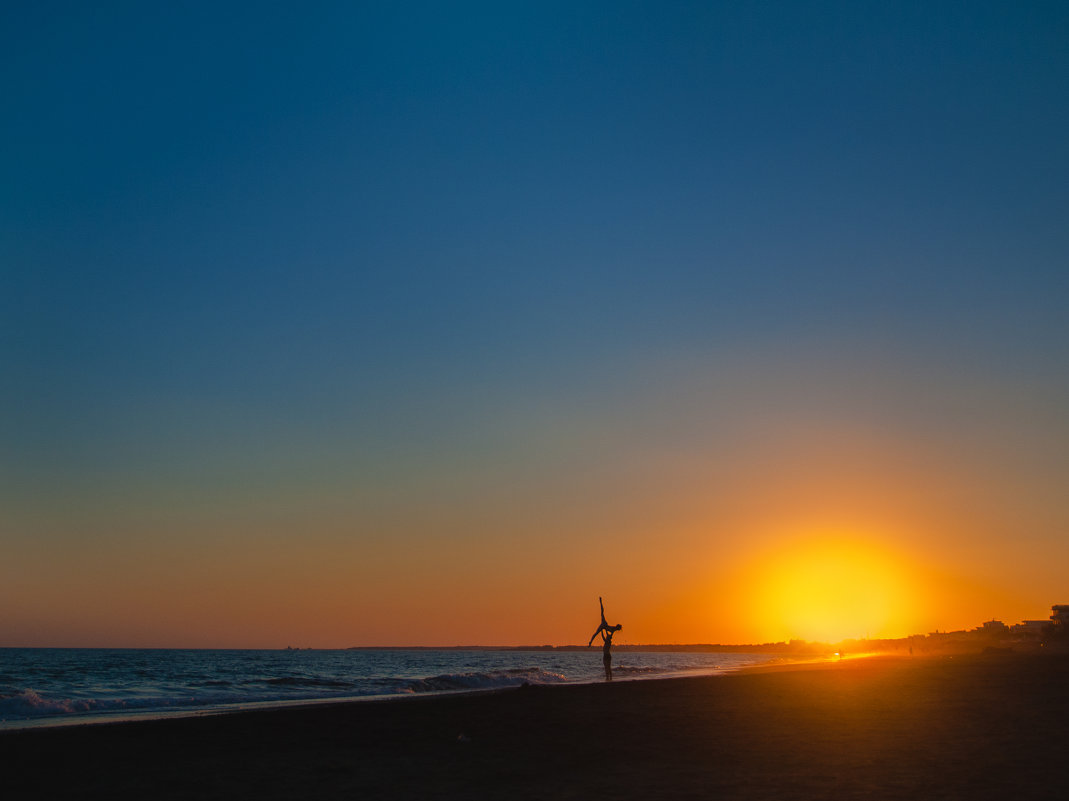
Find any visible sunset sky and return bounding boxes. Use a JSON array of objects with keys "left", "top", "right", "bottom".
[{"left": 3, "top": 2, "right": 1068, "bottom": 648}]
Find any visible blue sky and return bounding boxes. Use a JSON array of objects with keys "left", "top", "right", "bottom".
[{"left": 3, "top": 2, "right": 1068, "bottom": 645}]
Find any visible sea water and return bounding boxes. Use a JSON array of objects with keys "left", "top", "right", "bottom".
[{"left": 0, "top": 648, "right": 774, "bottom": 730}]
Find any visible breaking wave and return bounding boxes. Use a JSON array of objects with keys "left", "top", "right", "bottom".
[
  {"left": 611, "top": 665, "right": 664, "bottom": 676},
  {"left": 398, "top": 667, "right": 568, "bottom": 693},
  {"left": 0, "top": 690, "right": 150, "bottom": 720}
]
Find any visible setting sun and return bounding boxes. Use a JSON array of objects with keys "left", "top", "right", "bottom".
[{"left": 743, "top": 535, "right": 919, "bottom": 643}]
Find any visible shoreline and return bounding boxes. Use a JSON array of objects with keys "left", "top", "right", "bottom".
[
  {"left": 5, "top": 651, "right": 1067, "bottom": 799},
  {"left": 1, "top": 650, "right": 802, "bottom": 733}
]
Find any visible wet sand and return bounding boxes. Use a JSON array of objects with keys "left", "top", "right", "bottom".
[{"left": 4, "top": 652, "right": 1067, "bottom": 799}]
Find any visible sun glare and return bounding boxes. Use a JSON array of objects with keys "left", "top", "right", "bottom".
[{"left": 745, "top": 534, "right": 917, "bottom": 643}]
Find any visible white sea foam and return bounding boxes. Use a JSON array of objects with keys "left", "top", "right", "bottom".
[
  {"left": 0, "top": 689, "right": 81, "bottom": 717},
  {"left": 0, "top": 689, "right": 133, "bottom": 719}
]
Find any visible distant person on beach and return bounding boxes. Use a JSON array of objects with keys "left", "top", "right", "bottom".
[{"left": 589, "top": 597, "right": 622, "bottom": 681}]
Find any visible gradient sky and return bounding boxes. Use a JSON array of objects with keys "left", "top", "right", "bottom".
[{"left": 3, "top": 1, "right": 1068, "bottom": 647}]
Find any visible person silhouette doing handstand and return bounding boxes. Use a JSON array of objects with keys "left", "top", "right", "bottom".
[{"left": 588, "top": 597, "right": 622, "bottom": 681}]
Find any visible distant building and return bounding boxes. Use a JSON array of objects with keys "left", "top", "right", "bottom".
[
  {"left": 1042, "top": 605, "right": 1069, "bottom": 646},
  {"left": 928, "top": 629, "right": 969, "bottom": 642},
  {"left": 980, "top": 620, "right": 1008, "bottom": 635},
  {"left": 1051, "top": 605, "right": 1069, "bottom": 627},
  {"left": 1011, "top": 620, "right": 1049, "bottom": 639}
]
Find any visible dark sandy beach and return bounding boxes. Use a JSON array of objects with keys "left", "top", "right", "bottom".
[{"left": 4, "top": 652, "right": 1066, "bottom": 799}]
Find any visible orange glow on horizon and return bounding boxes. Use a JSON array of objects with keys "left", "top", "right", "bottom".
[{"left": 732, "top": 530, "right": 923, "bottom": 644}]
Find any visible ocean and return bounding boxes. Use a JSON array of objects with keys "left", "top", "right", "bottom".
[{"left": 0, "top": 647, "right": 775, "bottom": 730}]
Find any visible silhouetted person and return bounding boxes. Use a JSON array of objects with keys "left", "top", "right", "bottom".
[{"left": 589, "top": 597, "right": 622, "bottom": 681}]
